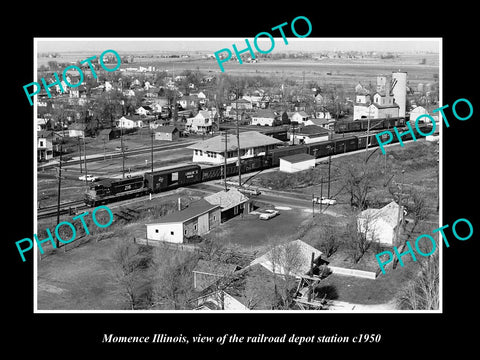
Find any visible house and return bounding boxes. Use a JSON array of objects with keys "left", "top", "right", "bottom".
[
  {"left": 249, "top": 239, "right": 323, "bottom": 278},
  {"left": 98, "top": 128, "right": 121, "bottom": 141},
  {"left": 204, "top": 188, "right": 251, "bottom": 222},
  {"left": 136, "top": 106, "right": 153, "bottom": 116},
  {"left": 290, "top": 111, "right": 309, "bottom": 125},
  {"left": 192, "top": 260, "right": 240, "bottom": 291},
  {"left": 290, "top": 125, "right": 330, "bottom": 144},
  {"left": 37, "top": 132, "right": 54, "bottom": 161},
  {"left": 409, "top": 106, "right": 428, "bottom": 123},
  {"left": 69, "top": 85, "right": 87, "bottom": 98},
  {"left": 186, "top": 110, "right": 213, "bottom": 134},
  {"left": 188, "top": 131, "right": 282, "bottom": 165},
  {"left": 357, "top": 201, "right": 404, "bottom": 246},
  {"left": 145, "top": 199, "right": 221, "bottom": 244},
  {"left": 279, "top": 153, "right": 316, "bottom": 173},
  {"left": 37, "top": 118, "right": 49, "bottom": 131},
  {"left": 116, "top": 116, "right": 136, "bottom": 129},
  {"left": 154, "top": 126, "right": 180, "bottom": 141},
  {"left": 304, "top": 118, "right": 334, "bottom": 130},
  {"left": 68, "top": 123, "right": 87, "bottom": 137},
  {"left": 230, "top": 98, "right": 252, "bottom": 110},
  {"left": 250, "top": 109, "right": 278, "bottom": 126},
  {"left": 193, "top": 263, "right": 291, "bottom": 310},
  {"left": 178, "top": 95, "right": 200, "bottom": 109}
]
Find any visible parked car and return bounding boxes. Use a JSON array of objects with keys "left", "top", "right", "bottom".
[
  {"left": 312, "top": 196, "right": 337, "bottom": 205},
  {"left": 79, "top": 174, "right": 98, "bottom": 182},
  {"left": 259, "top": 209, "right": 279, "bottom": 220},
  {"left": 237, "top": 187, "right": 261, "bottom": 196}
]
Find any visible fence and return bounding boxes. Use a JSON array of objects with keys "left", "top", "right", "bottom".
[{"left": 328, "top": 265, "right": 377, "bottom": 280}]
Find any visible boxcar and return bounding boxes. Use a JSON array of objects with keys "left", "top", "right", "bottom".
[
  {"left": 307, "top": 141, "right": 335, "bottom": 158},
  {"left": 333, "top": 136, "right": 358, "bottom": 154},
  {"left": 145, "top": 164, "right": 201, "bottom": 193},
  {"left": 268, "top": 145, "right": 308, "bottom": 166}
]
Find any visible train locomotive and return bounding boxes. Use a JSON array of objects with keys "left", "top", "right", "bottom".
[{"left": 84, "top": 121, "right": 429, "bottom": 206}]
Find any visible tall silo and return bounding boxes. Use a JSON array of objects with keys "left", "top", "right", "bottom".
[{"left": 392, "top": 71, "right": 407, "bottom": 117}]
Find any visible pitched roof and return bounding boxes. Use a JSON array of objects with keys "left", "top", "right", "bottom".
[
  {"left": 147, "top": 199, "right": 220, "bottom": 225},
  {"left": 155, "top": 125, "right": 178, "bottom": 133},
  {"left": 203, "top": 189, "right": 249, "bottom": 211},
  {"left": 193, "top": 259, "right": 240, "bottom": 276},
  {"left": 187, "top": 131, "right": 282, "bottom": 153},
  {"left": 371, "top": 102, "right": 400, "bottom": 109},
  {"left": 359, "top": 201, "right": 401, "bottom": 228},
  {"left": 249, "top": 239, "right": 323, "bottom": 277},
  {"left": 252, "top": 109, "right": 276, "bottom": 118}
]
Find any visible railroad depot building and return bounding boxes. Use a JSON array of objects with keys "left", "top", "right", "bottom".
[
  {"left": 188, "top": 131, "right": 283, "bottom": 165},
  {"left": 145, "top": 199, "right": 221, "bottom": 244}
]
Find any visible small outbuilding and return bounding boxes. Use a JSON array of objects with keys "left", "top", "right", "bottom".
[
  {"left": 203, "top": 188, "right": 251, "bottom": 222},
  {"left": 145, "top": 199, "right": 221, "bottom": 244},
  {"left": 154, "top": 126, "right": 180, "bottom": 141},
  {"left": 279, "top": 153, "right": 316, "bottom": 173},
  {"left": 357, "top": 201, "right": 404, "bottom": 246}
]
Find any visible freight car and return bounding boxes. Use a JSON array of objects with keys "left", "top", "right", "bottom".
[
  {"left": 84, "top": 123, "right": 431, "bottom": 207},
  {"left": 334, "top": 117, "right": 405, "bottom": 134}
]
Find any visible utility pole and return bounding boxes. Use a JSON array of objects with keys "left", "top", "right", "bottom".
[
  {"left": 327, "top": 155, "right": 331, "bottom": 198},
  {"left": 392, "top": 170, "right": 405, "bottom": 269},
  {"left": 56, "top": 141, "right": 63, "bottom": 248},
  {"left": 121, "top": 127, "right": 125, "bottom": 179},
  {"left": 312, "top": 193, "right": 315, "bottom": 218},
  {"left": 221, "top": 130, "right": 228, "bottom": 192},
  {"left": 320, "top": 177, "right": 324, "bottom": 213},
  {"left": 77, "top": 136, "right": 82, "bottom": 173},
  {"left": 151, "top": 129, "right": 154, "bottom": 173},
  {"left": 103, "top": 137, "right": 106, "bottom": 161},
  {"left": 83, "top": 135, "right": 88, "bottom": 186},
  {"left": 236, "top": 96, "right": 241, "bottom": 187}
]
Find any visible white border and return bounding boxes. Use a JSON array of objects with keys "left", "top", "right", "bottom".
[{"left": 33, "top": 37, "right": 442, "bottom": 314}]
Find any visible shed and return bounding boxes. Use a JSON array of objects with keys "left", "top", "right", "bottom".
[
  {"left": 279, "top": 153, "right": 316, "bottom": 173},
  {"left": 154, "top": 126, "right": 179, "bottom": 141},
  {"left": 145, "top": 199, "right": 221, "bottom": 244},
  {"left": 203, "top": 188, "right": 251, "bottom": 222},
  {"left": 98, "top": 128, "right": 121, "bottom": 141}
]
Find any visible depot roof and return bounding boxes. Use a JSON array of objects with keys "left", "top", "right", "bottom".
[{"left": 187, "top": 131, "right": 282, "bottom": 153}]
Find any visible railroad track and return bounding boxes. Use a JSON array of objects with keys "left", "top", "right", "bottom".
[{"left": 37, "top": 200, "right": 89, "bottom": 219}]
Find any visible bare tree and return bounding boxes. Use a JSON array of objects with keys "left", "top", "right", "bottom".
[
  {"left": 315, "top": 224, "right": 340, "bottom": 258},
  {"left": 110, "top": 239, "right": 152, "bottom": 310},
  {"left": 395, "top": 251, "right": 439, "bottom": 310},
  {"left": 151, "top": 243, "right": 197, "bottom": 310},
  {"left": 341, "top": 157, "right": 383, "bottom": 210},
  {"left": 346, "top": 213, "right": 377, "bottom": 264},
  {"left": 266, "top": 241, "right": 304, "bottom": 309}
]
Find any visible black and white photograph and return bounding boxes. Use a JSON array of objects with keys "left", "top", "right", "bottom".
[
  {"left": 32, "top": 37, "right": 442, "bottom": 312},
  {"left": 7, "top": 6, "right": 478, "bottom": 354}
]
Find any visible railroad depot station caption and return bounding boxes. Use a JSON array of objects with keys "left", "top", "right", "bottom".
[{"left": 102, "top": 333, "right": 381, "bottom": 345}]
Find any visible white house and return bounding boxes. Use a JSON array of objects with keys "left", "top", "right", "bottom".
[
  {"left": 186, "top": 110, "right": 213, "bottom": 133},
  {"left": 409, "top": 106, "right": 428, "bottom": 123},
  {"left": 136, "top": 106, "right": 153, "bottom": 116},
  {"left": 290, "top": 125, "right": 330, "bottom": 145},
  {"left": 357, "top": 201, "right": 404, "bottom": 246},
  {"left": 290, "top": 111, "right": 309, "bottom": 125},
  {"left": 250, "top": 109, "right": 277, "bottom": 126},
  {"left": 116, "top": 116, "right": 136, "bottom": 129}
]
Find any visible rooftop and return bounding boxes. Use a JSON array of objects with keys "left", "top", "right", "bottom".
[
  {"left": 146, "top": 199, "right": 219, "bottom": 225},
  {"left": 295, "top": 125, "right": 330, "bottom": 135},
  {"left": 193, "top": 259, "right": 240, "bottom": 276},
  {"left": 187, "top": 131, "right": 282, "bottom": 153},
  {"left": 359, "top": 201, "right": 401, "bottom": 228},
  {"left": 280, "top": 153, "right": 315, "bottom": 163},
  {"left": 204, "top": 188, "right": 249, "bottom": 211},
  {"left": 249, "top": 239, "right": 323, "bottom": 277}
]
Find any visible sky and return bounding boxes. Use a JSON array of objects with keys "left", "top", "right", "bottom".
[{"left": 36, "top": 38, "right": 440, "bottom": 54}]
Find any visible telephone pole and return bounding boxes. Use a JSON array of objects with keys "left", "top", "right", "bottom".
[
  {"left": 83, "top": 135, "right": 88, "bottom": 186},
  {"left": 327, "top": 155, "right": 331, "bottom": 198},
  {"left": 151, "top": 129, "right": 154, "bottom": 173},
  {"left": 236, "top": 97, "right": 241, "bottom": 187},
  {"left": 77, "top": 137, "right": 82, "bottom": 173},
  {"left": 221, "top": 130, "right": 229, "bottom": 192},
  {"left": 56, "top": 142, "right": 63, "bottom": 248}
]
